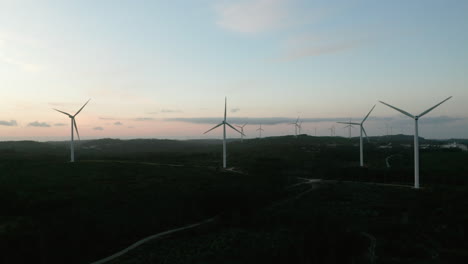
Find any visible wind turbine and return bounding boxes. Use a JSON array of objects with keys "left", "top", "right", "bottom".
[
  {"left": 379, "top": 96, "right": 452, "bottom": 189},
  {"left": 340, "top": 118, "right": 355, "bottom": 138},
  {"left": 298, "top": 121, "right": 303, "bottom": 135},
  {"left": 290, "top": 117, "right": 300, "bottom": 137},
  {"left": 338, "top": 105, "right": 375, "bottom": 167},
  {"left": 328, "top": 126, "right": 336, "bottom": 136},
  {"left": 203, "top": 97, "right": 244, "bottom": 169},
  {"left": 236, "top": 123, "right": 247, "bottom": 142},
  {"left": 53, "top": 99, "right": 91, "bottom": 162},
  {"left": 256, "top": 124, "right": 264, "bottom": 138}
]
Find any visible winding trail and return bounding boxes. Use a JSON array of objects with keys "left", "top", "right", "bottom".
[
  {"left": 87, "top": 177, "right": 320, "bottom": 264},
  {"left": 89, "top": 217, "right": 216, "bottom": 264}
]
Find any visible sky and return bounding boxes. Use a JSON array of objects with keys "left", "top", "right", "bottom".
[{"left": 1, "top": 0, "right": 467, "bottom": 141}]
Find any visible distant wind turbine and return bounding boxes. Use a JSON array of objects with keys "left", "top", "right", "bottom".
[
  {"left": 290, "top": 117, "right": 301, "bottom": 137},
  {"left": 54, "top": 99, "right": 91, "bottom": 162},
  {"left": 379, "top": 96, "right": 452, "bottom": 189},
  {"left": 256, "top": 124, "right": 264, "bottom": 138},
  {"left": 340, "top": 118, "right": 355, "bottom": 138},
  {"left": 236, "top": 123, "right": 247, "bottom": 142},
  {"left": 203, "top": 97, "right": 244, "bottom": 169},
  {"left": 338, "top": 105, "right": 375, "bottom": 167}
]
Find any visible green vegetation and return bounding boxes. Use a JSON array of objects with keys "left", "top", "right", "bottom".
[{"left": 0, "top": 135, "right": 467, "bottom": 263}]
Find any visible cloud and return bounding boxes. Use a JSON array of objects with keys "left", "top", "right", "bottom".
[
  {"left": 0, "top": 34, "right": 44, "bottom": 73},
  {"left": 93, "top": 126, "right": 104, "bottom": 131},
  {"left": 114, "top": 121, "right": 123, "bottom": 126},
  {"left": 214, "top": 0, "right": 290, "bottom": 33},
  {"left": 99, "top": 117, "right": 117, "bottom": 120},
  {"left": 28, "top": 121, "right": 51, "bottom": 127},
  {"left": 0, "top": 120, "right": 17, "bottom": 126},
  {"left": 132, "top": 117, "right": 155, "bottom": 121},
  {"left": 161, "top": 109, "right": 182, "bottom": 113},
  {"left": 231, "top": 108, "right": 240, "bottom": 113},
  {"left": 389, "top": 116, "right": 465, "bottom": 126},
  {"left": 54, "top": 123, "right": 67, "bottom": 126},
  {"left": 166, "top": 117, "right": 381, "bottom": 125},
  {"left": 279, "top": 40, "right": 362, "bottom": 61}
]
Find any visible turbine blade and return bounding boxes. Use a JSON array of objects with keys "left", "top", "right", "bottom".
[
  {"left": 362, "top": 126, "right": 369, "bottom": 142},
  {"left": 203, "top": 123, "right": 223, "bottom": 134},
  {"left": 224, "top": 97, "right": 227, "bottom": 122},
  {"left": 379, "top": 101, "right": 414, "bottom": 118},
  {"left": 337, "top": 122, "right": 351, "bottom": 125},
  {"left": 53, "top": 108, "right": 72, "bottom": 117},
  {"left": 73, "top": 118, "right": 80, "bottom": 141},
  {"left": 226, "top": 122, "right": 245, "bottom": 136},
  {"left": 361, "top": 104, "right": 376, "bottom": 124},
  {"left": 350, "top": 122, "right": 361, "bottom": 125},
  {"left": 242, "top": 123, "right": 247, "bottom": 128},
  {"left": 418, "top": 96, "right": 452, "bottom": 117},
  {"left": 74, "top": 99, "right": 91, "bottom": 116}
]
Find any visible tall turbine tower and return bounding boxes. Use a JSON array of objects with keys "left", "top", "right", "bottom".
[
  {"left": 204, "top": 97, "right": 244, "bottom": 169},
  {"left": 235, "top": 123, "right": 247, "bottom": 142},
  {"left": 54, "top": 99, "right": 91, "bottom": 162},
  {"left": 379, "top": 96, "right": 452, "bottom": 189},
  {"left": 338, "top": 105, "right": 375, "bottom": 167},
  {"left": 256, "top": 124, "right": 264, "bottom": 138}
]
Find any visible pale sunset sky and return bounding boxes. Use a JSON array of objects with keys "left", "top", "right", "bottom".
[{"left": 1, "top": 0, "right": 467, "bottom": 140}]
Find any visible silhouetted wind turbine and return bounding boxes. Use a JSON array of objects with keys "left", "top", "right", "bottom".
[
  {"left": 54, "top": 99, "right": 91, "bottom": 162},
  {"left": 203, "top": 97, "right": 244, "bottom": 169},
  {"left": 236, "top": 123, "right": 247, "bottom": 142},
  {"left": 256, "top": 124, "right": 264, "bottom": 138},
  {"left": 379, "top": 96, "right": 452, "bottom": 189},
  {"left": 290, "top": 117, "right": 301, "bottom": 137},
  {"left": 338, "top": 105, "right": 375, "bottom": 167},
  {"left": 340, "top": 118, "right": 355, "bottom": 138}
]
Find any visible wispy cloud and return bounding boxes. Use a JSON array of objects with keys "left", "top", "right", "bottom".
[
  {"left": 214, "top": 0, "right": 290, "bottom": 34},
  {"left": 93, "top": 126, "right": 104, "bottom": 131},
  {"left": 28, "top": 121, "right": 51, "bottom": 127},
  {"left": 278, "top": 40, "right": 362, "bottom": 61},
  {"left": 0, "top": 120, "right": 17, "bottom": 126},
  {"left": 132, "top": 117, "right": 155, "bottom": 121},
  {"left": 389, "top": 116, "right": 465, "bottom": 126},
  {"left": 114, "top": 121, "right": 123, "bottom": 126},
  {"left": 166, "top": 117, "right": 378, "bottom": 125},
  {"left": 54, "top": 123, "right": 67, "bottom": 126},
  {"left": 166, "top": 116, "right": 462, "bottom": 126},
  {"left": 99, "top": 117, "right": 117, "bottom": 120},
  {"left": 0, "top": 33, "right": 44, "bottom": 73},
  {"left": 161, "top": 109, "right": 182, "bottom": 113}
]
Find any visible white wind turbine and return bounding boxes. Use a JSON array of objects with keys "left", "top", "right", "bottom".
[
  {"left": 337, "top": 105, "right": 375, "bottom": 167},
  {"left": 203, "top": 97, "right": 245, "bottom": 169},
  {"left": 54, "top": 99, "right": 91, "bottom": 162},
  {"left": 236, "top": 123, "right": 247, "bottom": 142},
  {"left": 256, "top": 124, "right": 264, "bottom": 138},
  {"left": 379, "top": 96, "right": 452, "bottom": 189},
  {"left": 290, "top": 117, "right": 301, "bottom": 137}
]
